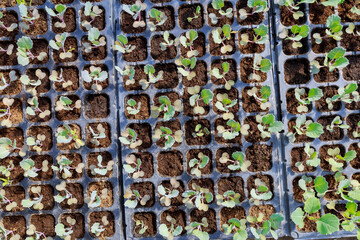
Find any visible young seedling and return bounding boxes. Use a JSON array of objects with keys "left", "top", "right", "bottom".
[
  {"left": 187, "top": 5, "right": 201, "bottom": 23},
  {"left": 20, "top": 69, "right": 45, "bottom": 95},
  {"left": 249, "top": 114, "right": 284, "bottom": 139},
  {"left": 49, "top": 33, "right": 74, "bottom": 59},
  {"left": 26, "top": 134, "right": 46, "bottom": 152},
  {"left": 124, "top": 154, "right": 144, "bottom": 179},
  {"left": 209, "top": 0, "right": 233, "bottom": 25},
  {"left": 211, "top": 24, "right": 233, "bottom": 54},
  {"left": 0, "top": 160, "right": 14, "bottom": 180},
  {"left": 45, "top": 4, "right": 67, "bottom": 28},
  {"left": 82, "top": 66, "right": 108, "bottom": 91},
  {"left": 295, "top": 143, "right": 321, "bottom": 171},
  {"left": 119, "top": 128, "right": 143, "bottom": 149},
  {"left": 311, "top": 47, "right": 349, "bottom": 74},
  {"left": 326, "top": 116, "right": 349, "bottom": 133},
  {"left": 304, "top": 0, "right": 343, "bottom": 6},
  {"left": 89, "top": 155, "right": 114, "bottom": 176},
  {"left": 238, "top": 0, "right": 268, "bottom": 20},
  {"left": 116, "top": 65, "right": 135, "bottom": 86},
  {"left": 52, "top": 155, "right": 84, "bottom": 179},
  {"left": 326, "top": 147, "right": 356, "bottom": 172},
  {"left": 353, "top": 121, "right": 360, "bottom": 138},
  {"left": 123, "top": 0, "right": 146, "bottom": 28},
  {"left": 219, "top": 151, "right": 251, "bottom": 171},
  {"left": 0, "top": 12, "right": 17, "bottom": 32},
  {"left": 217, "top": 119, "right": 243, "bottom": 140},
  {"left": 0, "top": 137, "right": 26, "bottom": 160},
  {"left": 249, "top": 178, "right": 273, "bottom": 205},
  {"left": 0, "top": 98, "right": 15, "bottom": 128},
  {"left": 25, "top": 224, "right": 47, "bottom": 240},
  {"left": 54, "top": 223, "right": 73, "bottom": 240},
  {"left": 159, "top": 31, "right": 178, "bottom": 51},
  {"left": 153, "top": 126, "right": 183, "bottom": 150},
  {"left": 21, "top": 186, "right": 43, "bottom": 210},
  {"left": 139, "top": 64, "right": 164, "bottom": 90},
  {"left": 16, "top": 37, "right": 47, "bottom": 66},
  {"left": 26, "top": 97, "right": 51, "bottom": 119},
  {"left": 126, "top": 98, "right": 141, "bottom": 116},
  {"left": 279, "top": 24, "right": 310, "bottom": 48},
  {"left": 82, "top": 2, "right": 104, "bottom": 30},
  {"left": 189, "top": 152, "right": 209, "bottom": 177},
  {"left": 246, "top": 85, "right": 272, "bottom": 110},
  {"left": 17, "top": 0, "right": 40, "bottom": 30},
  {"left": 83, "top": 27, "right": 106, "bottom": 53},
  {"left": 158, "top": 178, "right": 181, "bottom": 206},
  {"left": 278, "top": 0, "right": 306, "bottom": 20},
  {"left": 211, "top": 62, "right": 235, "bottom": 90},
  {"left": 326, "top": 83, "right": 358, "bottom": 110},
  {"left": 192, "top": 124, "right": 210, "bottom": 138},
  {"left": 215, "top": 93, "right": 237, "bottom": 120},
  {"left": 216, "top": 190, "right": 241, "bottom": 208},
  {"left": 56, "top": 124, "right": 84, "bottom": 149},
  {"left": 88, "top": 123, "right": 106, "bottom": 146},
  {"left": 240, "top": 24, "right": 268, "bottom": 47},
  {"left": 148, "top": 8, "right": 168, "bottom": 31},
  {"left": 159, "top": 216, "right": 183, "bottom": 240},
  {"left": 90, "top": 222, "right": 106, "bottom": 238},
  {"left": 249, "top": 55, "right": 272, "bottom": 81},
  {"left": 313, "top": 15, "right": 343, "bottom": 43},
  {"left": 0, "top": 223, "right": 21, "bottom": 240},
  {"left": 176, "top": 56, "right": 197, "bottom": 80},
  {"left": 180, "top": 30, "right": 199, "bottom": 57},
  {"left": 20, "top": 158, "right": 43, "bottom": 178},
  {"left": 295, "top": 87, "right": 323, "bottom": 113},
  {"left": 54, "top": 181, "right": 78, "bottom": 205},
  {"left": 188, "top": 87, "right": 213, "bottom": 115},
  {"left": 151, "top": 96, "right": 182, "bottom": 121},
  {"left": 183, "top": 183, "right": 213, "bottom": 211},
  {"left": 350, "top": 1, "right": 360, "bottom": 15},
  {"left": 0, "top": 71, "right": 17, "bottom": 91},
  {"left": 0, "top": 188, "right": 17, "bottom": 211},
  {"left": 124, "top": 188, "right": 150, "bottom": 208},
  {"left": 85, "top": 190, "right": 101, "bottom": 208},
  {"left": 185, "top": 217, "right": 209, "bottom": 240},
  {"left": 247, "top": 213, "right": 284, "bottom": 240},
  {"left": 135, "top": 220, "right": 148, "bottom": 236},
  {"left": 222, "top": 218, "right": 248, "bottom": 240},
  {"left": 55, "top": 96, "right": 81, "bottom": 112},
  {"left": 50, "top": 68, "right": 73, "bottom": 89},
  {"left": 287, "top": 115, "right": 324, "bottom": 143}
]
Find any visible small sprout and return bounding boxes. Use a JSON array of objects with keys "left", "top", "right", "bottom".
[
  {"left": 126, "top": 98, "right": 141, "bottom": 115},
  {"left": 298, "top": 175, "right": 328, "bottom": 200},
  {"left": 326, "top": 116, "right": 349, "bottom": 133},
  {"left": 0, "top": 188, "right": 17, "bottom": 211},
  {"left": 159, "top": 216, "right": 183, "bottom": 240},
  {"left": 52, "top": 155, "right": 84, "bottom": 179},
  {"left": 249, "top": 114, "right": 284, "bottom": 139},
  {"left": 246, "top": 85, "right": 272, "bottom": 110},
  {"left": 215, "top": 93, "right": 237, "bottom": 120},
  {"left": 240, "top": 24, "right": 268, "bottom": 46},
  {"left": 0, "top": 223, "right": 21, "bottom": 239},
  {"left": 139, "top": 64, "right": 164, "bottom": 90},
  {"left": 88, "top": 124, "right": 106, "bottom": 146},
  {"left": 279, "top": 25, "right": 310, "bottom": 48},
  {"left": 158, "top": 178, "right": 181, "bottom": 206},
  {"left": 148, "top": 8, "right": 168, "bottom": 31},
  {"left": 116, "top": 65, "right": 135, "bottom": 86},
  {"left": 20, "top": 69, "right": 44, "bottom": 95},
  {"left": 345, "top": 23, "right": 360, "bottom": 36},
  {"left": 159, "top": 31, "right": 178, "bottom": 51},
  {"left": 26, "top": 97, "right": 51, "bottom": 119},
  {"left": 239, "top": 0, "right": 268, "bottom": 20},
  {"left": 54, "top": 181, "right": 78, "bottom": 205},
  {"left": 351, "top": 2, "right": 360, "bottom": 15},
  {"left": 25, "top": 224, "right": 47, "bottom": 240},
  {"left": 326, "top": 147, "right": 356, "bottom": 172},
  {"left": 123, "top": 0, "right": 146, "bottom": 28},
  {"left": 249, "top": 178, "right": 273, "bottom": 205},
  {"left": 192, "top": 124, "right": 210, "bottom": 138},
  {"left": 209, "top": 0, "right": 233, "bottom": 25},
  {"left": 217, "top": 119, "right": 243, "bottom": 140},
  {"left": 287, "top": 115, "right": 324, "bottom": 143},
  {"left": 248, "top": 213, "right": 284, "bottom": 240},
  {"left": 21, "top": 186, "right": 43, "bottom": 210},
  {"left": 175, "top": 56, "right": 197, "bottom": 80},
  {"left": 0, "top": 98, "right": 14, "bottom": 127},
  {"left": 211, "top": 24, "right": 233, "bottom": 54},
  {"left": 85, "top": 190, "right": 101, "bottom": 208},
  {"left": 211, "top": 62, "right": 235, "bottom": 90},
  {"left": 183, "top": 183, "right": 213, "bottom": 211},
  {"left": 295, "top": 87, "right": 323, "bottom": 113},
  {"left": 313, "top": 15, "right": 343, "bottom": 43},
  {"left": 0, "top": 44, "right": 14, "bottom": 56},
  {"left": 189, "top": 152, "right": 209, "bottom": 177},
  {"left": 56, "top": 124, "right": 84, "bottom": 149},
  {"left": 0, "top": 71, "right": 17, "bottom": 91},
  {"left": 0, "top": 137, "right": 26, "bottom": 160},
  {"left": 90, "top": 223, "right": 105, "bottom": 237},
  {"left": 16, "top": 37, "right": 47, "bottom": 66},
  {"left": 82, "top": 2, "right": 103, "bottom": 30},
  {"left": 185, "top": 217, "right": 209, "bottom": 240},
  {"left": 188, "top": 87, "right": 213, "bottom": 115},
  {"left": 311, "top": 47, "right": 349, "bottom": 74},
  {"left": 325, "top": 83, "right": 358, "bottom": 110},
  {"left": 89, "top": 155, "right": 114, "bottom": 176},
  {"left": 124, "top": 188, "right": 150, "bottom": 208},
  {"left": 119, "top": 128, "right": 142, "bottom": 149},
  {"left": 124, "top": 154, "right": 144, "bottom": 179},
  {"left": 0, "top": 12, "right": 18, "bottom": 32},
  {"left": 135, "top": 220, "right": 148, "bottom": 236},
  {"left": 114, "top": 34, "right": 135, "bottom": 53},
  {"left": 55, "top": 96, "right": 81, "bottom": 112},
  {"left": 0, "top": 160, "right": 14, "bottom": 178},
  {"left": 20, "top": 158, "right": 41, "bottom": 178},
  {"left": 278, "top": 0, "right": 305, "bottom": 20},
  {"left": 250, "top": 55, "right": 272, "bottom": 81},
  {"left": 84, "top": 27, "right": 106, "bottom": 53},
  {"left": 219, "top": 151, "right": 251, "bottom": 171},
  {"left": 222, "top": 218, "right": 247, "bottom": 239},
  {"left": 153, "top": 126, "right": 183, "bottom": 150},
  {"left": 180, "top": 30, "right": 199, "bottom": 57},
  {"left": 49, "top": 33, "right": 74, "bottom": 59},
  {"left": 295, "top": 143, "right": 320, "bottom": 171},
  {"left": 50, "top": 68, "right": 73, "bottom": 89},
  {"left": 45, "top": 4, "right": 67, "bottom": 28},
  {"left": 216, "top": 190, "right": 241, "bottom": 208},
  {"left": 82, "top": 66, "right": 108, "bottom": 91},
  {"left": 26, "top": 134, "right": 46, "bottom": 152},
  {"left": 353, "top": 121, "right": 360, "bottom": 138},
  {"left": 187, "top": 5, "right": 201, "bottom": 22},
  {"left": 17, "top": 1, "right": 40, "bottom": 30},
  {"left": 54, "top": 223, "right": 73, "bottom": 239},
  {"left": 151, "top": 96, "right": 182, "bottom": 121}
]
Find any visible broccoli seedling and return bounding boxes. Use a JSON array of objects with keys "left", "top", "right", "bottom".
[
  {"left": 211, "top": 24, "right": 233, "bottom": 54},
  {"left": 189, "top": 152, "right": 210, "bottom": 177},
  {"left": 287, "top": 115, "right": 324, "bottom": 142},
  {"left": 250, "top": 55, "right": 272, "bottom": 81},
  {"left": 20, "top": 158, "right": 43, "bottom": 178},
  {"left": 185, "top": 217, "right": 209, "bottom": 240},
  {"left": 82, "top": 66, "right": 108, "bottom": 91},
  {"left": 135, "top": 220, "right": 148, "bottom": 236},
  {"left": 24, "top": 224, "right": 47, "bottom": 240},
  {"left": 82, "top": 2, "right": 103, "bottom": 30},
  {"left": 158, "top": 178, "right": 181, "bottom": 206},
  {"left": 294, "top": 87, "right": 323, "bottom": 113},
  {"left": 183, "top": 183, "right": 213, "bottom": 211},
  {"left": 159, "top": 31, "right": 178, "bottom": 51},
  {"left": 89, "top": 155, "right": 114, "bottom": 176},
  {"left": 217, "top": 119, "right": 242, "bottom": 140},
  {"left": 54, "top": 223, "right": 73, "bottom": 240},
  {"left": 248, "top": 213, "right": 284, "bottom": 240},
  {"left": 126, "top": 98, "right": 141, "bottom": 115},
  {"left": 148, "top": 8, "right": 168, "bottom": 31},
  {"left": 279, "top": 24, "right": 310, "bottom": 48},
  {"left": 85, "top": 190, "right": 101, "bottom": 208},
  {"left": 26, "top": 96, "right": 51, "bottom": 119},
  {"left": 209, "top": 0, "right": 233, "bottom": 25},
  {"left": 180, "top": 30, "right": 199, "bottom": 57},
  {"left": 249, "top": 178, "right": 273, "bottom": 205},
  {"left": 326, "top": 147, "right": 356, "bottom": 172},
  {"left": 56, "top": 124, "right": 84, "bottom": 149},
  {"left": 45, "top": 4, "right": 67, "bottom": 28},
  {"left": 0, "top": 98, "right": 15, "bottom": 128},
  {"left": 325, "top": 83, "right": 358, "bottom": 110},
  {"left": 211, "top": 62, "right": 235, "bottom": 90},
  {"left": 311, "top": 47, "right": 349, "bottom": 74},
  {"left": 16, "top": 37, "right": 47, "bottom": 66},
  {"left": 239, "top": 0, "right": 268, "bottom": 20},
  {"left": 55, "top": 96, "right": 81, "bottom": 112},
  {"left": 0, "top": 12, "right": 17, "bottom": 32},
  {"left": 0, "top": 71, "right": 17, "bottom": 91},
  {"left": 218, "top": 151, "right": 251, "bottom": 171},
  {"left": 88, "top": 123, "right": 106, "bottom": 146},
  {"left": 176, "top": 56, "right": 197, "bottom": 80},
  {"left": 295, "top": 143, "right": 320, "bottom": 171},
  {"left": 0, "top": 223, "right": 21, "bottom": 240},
  {"left": 124, "top": 188, "right": 150, "bottom": 208},
  {"left": 0, "top": 160, "right": 14, "bottom": 179},
  {"left": 116, "top": 65, "right": 135, "bottom": 86},
  {"left": 0, "top": 137, "right": 26, "bottom": 160},
  {"left": 278, "top": 0, "right": 306, "bottom": 20},
  {"left": 119, "top": 128, "right": 142, "bottom": 149},
  {"left": 216, "top": 190, "right": 241, "bottom": 208},
  {"left": 159, "top": 216, "right": 183, "bottom": 240},
  {"left": 124, "top": 154, "right": 144, "bottom": 179},
  {"left": 49, "top": 33, "right": 75, "bottom": 59},
  {"left": 84, "top": 27, "right": 106, "bottom": 53},
  {"left": 153, "top": 126, "right": 183, "bottom": 150},
  {"left": 240, "top": 24, "right": 268, "bottom": 47},
  {"left": 326, "top": 116, "right": 349, "bottom": 133},
  {"left": 250, "top": 114, "right": 284, "bottom": 139},
  {"left": 313, "top": 14, "right": 343, "bottom": 43},
  {"left": 0, "top": 44, "right": 14, "bottom": 57},
  {"left": 192, "top": 124, "right": 210, "bottom": 138},
  {"left": 188, "top": 87, "right": 213, "bottom": 115},
  {"left": 50, "top": 68, "right": 73, "bottom": 89},
  {"left": 187, "top": 5, "right": 201, "bottom": 22},
  {"left": 222, "top": 218, "right": 247, "bottom": 240},
  {"left": 54, "top": 181, "right": 78, "bottom": 205},
  {"left": 215, "top": 93, "right": 237, "bottom": 120},
  {"left": 139, "top": 64, "right": 164, "bottom": 90},
  {"left": 26, "top": 134, "right": 46, "bottom": 152},
  {"left": 246, "top": 85, "right": 272, "bottom": 110},
  {"left": 151, "top": 96, "right": 182, "bottom": 121},
  {"left": 52, "top": 155, "right": 84, "bottom": 179},
  {"left": 91, "top": 222, "right": 106, "bottom": 238},
  {"left": 17, "top": 0, "right": 40, "bottom": 30},
  {"left": 21, "top": 186, "right": 43, "bottom": 210},
  {"left": 123, "top": 0, "right": 146, "bottom": 28}
]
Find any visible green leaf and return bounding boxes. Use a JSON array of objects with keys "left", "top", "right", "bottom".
[
  {"left": 304, "top": 197, "right": 321, "bottom": 214},
  {"left": 328, "top": 47, "right": 346, "bottom": 60},
  {"left": 212, "top": 0, "right": 224, "bottom": 9},
  {"left": 262, "top": 114, "right": 275, "bottom": 125},
  {"left": 291, "top": 208, "right": 305, "bottom": 229},
  {"left": 260, "top": 59, "right": 272, "bottom": 72},
  {"left": 316, "top": 213, "right": 339, "bottom": 235},
  {"left": 349, "top": 190, "right": 360, "bottom": 201},
  {"left": 269, "top": 121, "right": 284, "bottom": 133},
  {"left": 261, "top": 85, "right": 271, "bottom": 98},
  {"left": 255, "top": 24, "right": 268, "bottom": 37},
  {"left": 55, "top": 4, "right": 66, "bottom": 13},
  {"left": 269, "top": 213, "right": 284, "bottom": 230},
  {"left": 222, "top": 24, "right": 231, "bottom": 37},
  {"left": 17, "top": 36, "right": 33, "bottom": 50},
  {"left": 344, "top": 83, "right": 357, "bottom": 95},
  {"left": 201, "top": 89, "right": 213, "bottom": 104},
  {"left": 306, "top": 122, "right": 323, "bottom": 139},
  {"left": 314, "top": 176, "right": 328, "bottom": 194},
  {"left": 308, "top": 88, "right": 323, "bottom": 101}
]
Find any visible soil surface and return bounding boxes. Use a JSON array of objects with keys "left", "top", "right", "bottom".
[
  {"left": 178, "top": 4, "right": 204, "bottom": 29},
  {"left": 157, "top": 150, "right": 183, "bottom": 177},
  {"left": 132, "top": 212, "right": 156, "bottom": 237}
]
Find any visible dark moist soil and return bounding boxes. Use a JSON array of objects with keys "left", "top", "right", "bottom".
[
  {"left": 59, "top": 213, "right": 85, "bottom": 240},
  {"left": 149, "top": 6, "right": 175, "bottom": 32},
  {"left": 315, "top": 86, "right": 341, "bottom": 112},
  {"left": 284, "top": 58, "right": 310, "bottom": 85},
  {"left": 0, "top": 97, "right": 22, "bottom": 124},
  {"left": 280, "top": 1, "right": 306, "bottom": 26},
  {"left": 282, "top": 37, "right": 309, "bottom": 55},
  {"left": 0, "top": 70, "right": 21, "bottom": 95},
  {"left": 287, "top": 117, "right": 314, "bottom": 143},
  {"left": 30, "top": 154, "right": 53, "bottom": 181},
  {"left": 51, "top": 7, "right": 76, "bottom": 33},
  {"left": 0, "top": 11, "right": 18, "bottom": 38},
  {"left": 122, "top": 37, "right": 147, "bottom": 62},
  {"left": 186, "top": 148, "right": 212, "bottom": 176},
  {"left": 27, "top": 126, "right": 53, "bottom": 152},
  {"left": 59, "top": 183, "right": 84, "bottom": 210},
  {"left": 130, "top": 181, "right": 155, "bottom": 208},
  {"left": 346, "top": 114, "right": 360, "bottom": 140},
  {"left": 0, "top": 127, "right": 24, "bottom": 153},
  {"left": 158, "top": 180, "right": 184, "bottom": 206},
  {"left": 53, "top": 66, "right": 79, "bottom": 92},
  {"left": 29, "top": 184, "right": 54, "bottom": 210},
  {"left": 243, "top": 116, "right": 270, "bottom": 143},
  {"left": 122, "top": 64, "right": 145, "bottom": 90},
  {"left": 27, "top": 39, "right": 49, "bottom": 65},
  {"left": 157, "top": 150, "right": 183, "bottom": 177},
  {"left": 185, "top": 119, "right": 211, "bottom": 146},
  {"left": 56, "top": 124, "right": 81, "bottom": 150},
  {"left": 86, "top": 122, "right": 111, "bottom": 149},
  {"left": 81, "top": 6, "right": 105, "bottom": 32},
  {"left": 188, "top": 179, "right": 214, "bottom": 201},
  {"left": 293, "top": 176, "right": 315, "bottom": 203},
  {"left": 155, "top": 120, "right": 181, "bottom": 148},
  {"left": 25, "top": 67, "right": 50, "bottom": 94},
  {"left": 83, "top": 64, "right": 109, "bottom": 90},
  {"left": 126, "top": 152, "right": 153, "bottom": 179},
  {"left": 87, "top": 151, "right": 113, "bottom": 178},
  {"left": 297, "top": 211, "right": 320, "bottom": 232},
  {"left": 209, "top": 32, "right": 236, "bottom": 56},
  {"left": 88, "top": 181, "right": 113, "bottom": 207},
  {"left": 341, "top": 25, "right": 360, "bottom": 51},
  {"left": 242, "top": 86, "right": 270, "bottom": 113},
  {"left": 286, "top": 88, "right": 312, "bottom": 115},
  {"left": 338, "top": 0, "right": 360, "bottom": 22},
  {"left": 127, "top": 123, "right": 152, "bottom": 149},
  {"left": 53, "top": 37, "right": 78, "bottom": 63},
  {"left": 249, "top": 205, "right": 275, "bottom": 227},
  {"left": 150, "top": 34, "right": 177, "bottom": 60},
  {"left": 246, "top": 143, "right": 273, "bottom": 172},
  {"left": 247, "top": 174, "right": 274, "bottom": 201},
  {"left": 1, "top": 186, "right": 24, "bottom": 212},
  {"left": 309, "top": 2, "right": 334, "bottom": 24},
  {"left": 290, "top": 147, "right": 316, "bottom": 173},
  {"left": 214, "top": 117, "right": 242, "bottom": 145},
  {"left": 236, "top": 0, "right": 264, "bottom": 25},
  {"left": 318, "top": 115, "right": 344, "bottom": 141},
  {"left": 121, "top": 11, "right": 146, "bottom": 34},
  {"left": 211, "top": 59, "right": 237, "bottom": 85},
  {"left": 55, "top": 95, "right": 81, "bottom": 121},
  {"left": 84, "top": 93, "right": 110, "bottom": 119},
  {"left": 88, "top": 211, "right": 115, "bottom": 238},
  {"left": 343, "top": 56, "right": 360, "bottom": 81},
  {"left": 238, "top": 29, "right": 265, "bottom": 54},
  {"left": 217, "top": 176, "right": 245, "bottom": 202},
  {"left": 240, "top": 57, "right": 267, "bottom": 83},
  {"left": 190, "top": 209, "right": 217, "bottom": 234},
  {"left": 132, "top": 212, "right": 157, "bottom": 238},
  {"left": 183, "top": 88, "right": 210, "bottom": 117},
  {"left": 81, "top": 36, "right": 107, "bottom": 61},
  {"left": 320, "top": 144, "right": 346, "bottom": 171},
  {"left": 22, "top": 9, "right": 47, "bottom": 35},
  {"left": 125, "top": 94, "right": 150, "bottom": 120},
  {"left": 30, "top": 214, "right": 55, "bottom": 237},
  {"left": 2, "top": 216, "right": 26, "bottom": 239},
  {"left": 0, "top": 156, "right": 24, "bottom": 184},
  {"left": 153, "top": 92, "right": 180, "bottom": 119},
  {"left": 215, "top": 147, "right": 242, "bottom": 173},
  {"left": 313, "top": 57, "right": 339, "bottom": 83},
  {"left": 220, "top": 206, "right": 246, "bottom": 232},
  {"left": 349, "top": 143, "right": 360, "bottom": 169},
  {"left": 180, "top": 31, "right": 206, "bottom": 57},
  {"left": 0, "top": 41, "right": 17, "bottom": 66},
  {"left": 181, "top": 60, "right": 208, "bottom": 87},
  {"left": 325, "top": 204, "right": 346, "bottom": 227},
  {"left": 57, "top": 153, "right": 83, "bottom": 179},
  {"left": 324, "top": 174, "right": 345, "bottom": 200},
  {"left": 52, "top": 0, "right": 74, "bottom": 3},
  {"left": 154, "top": 63, "right": 179, "bottom": 89},
  {"left": 311, "top": 28, "right": 338, "bottom": 53},
  {"left": 207, "top": 1, "right": 234, "bottom": 27},
  {"left": 160, "top": 208, "right": 186, "bottom": 236},
  {"left": 178, "top": 4, "right": 204, "bottom": 29},
  {"left": 213, "top": 88, "right": 239, "bottom": 114},
  {"left": 0, "top": 0, "right": 16, "bottom": 7},
  {"left": 26, "top": 97, "right": 52, "bottom": 122}
]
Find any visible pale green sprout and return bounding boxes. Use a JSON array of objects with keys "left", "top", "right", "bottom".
[
  {"left": 252, "top": 114, "right": 284, "bottom": 139},
  {"left": 82, "top": 66, "right": 108, "bottom": 91},
  {"left": 114, "top": 34, "right": 135, "bottom": 54},
  {"left": 250, "top": 178, "right": 273, "bottom": 205},
  {"left": 0, "top": 160, "right": 14, "bottom": 178},
  {"left": 50, "top": 68, "right": 73, "bottom": 89},
  {"left": 187, "top": 5, "right": 201, "bottom": 22},
  {"left": 126, "top": 98, "right": 141, "bottom": 115},
  {"left": 151, "top": 96, "right": 182, "bottom": 121},
  {"left": 86, "top": 190, "right": 101, "bottom": 208},
  {"left": 122, "top": 0, "right": 146, "bottom": 28},
  {"left": 124, "top": 188, "right": 150, "bottom": 208},
  {"left": 247, "top": 213, "right": 284, "bottom": 240},
  {"left": 211, "top": 24, "right": 233, "bottom": 54},
  {"left": 326, "top": 147, "right": 356, "bottom": 172},
  {"left": 215, "top": 93, "right": 237, "bottom": 120},
  {"left": 140, "top": 64, "right": 164, "bottom": 90},
  {"left": 56, "top": 124, "right": 84, "bottom": 149},
  {"left": 0, "top": 44, "right": 14, "bottom": 57},
  {"left": 326, "top": 116, "right": 349, "bottom": 133},
  {"left": 82, "top": 2, "right": 104, "bottom": 30},
  {"left": 222, "top": 218, "right": 248, "bottom": 240},
  {"left": 124, "top": 154, "right": 144, "bottom": 179},
  {"left": 218, "top": 151, "right": 251, "bottom": 171},
  {"left": 0, "top": 222, "right": 20, "bottom": 240},
  {"left": 88, "top": 123, "right": 106, "bottom": 146},
  {"left": 54, "top": 181, "right": 78, "bottom": 205},
  {"left": 119, "top": 128, "right": 142, "bottom": 149},
  {"left": 250, "top": 55, "right": 272, "bottom": 81},
  {"left": 26, "top": 134, "right": 46, "bottom": 152},
  {"left": 20, "top": 69, "right": 45, "bottom": 95},
  {"left": 345, "top": 23, "right": 360, "bottom": 37},
  {"left": 49, "top": 33, "right": 74, "bottom": 59},
  {"left": 159, "top": 31, "right": 178, "bottom": 51},
  {"left": 0, "top": 98, "right": 14, "bottom": 128},
  {"left": 287, "top": 115, "right": 324, "bottom": 142},
  {"left": 0, "top": 12, "right": 18, "bottom": 32},
  {"left": 16, "top": 37, "right": 47, "bottom": 66},
  {"left": 240, "top": 24, "right": 268, "bottom": 46},
  {"left": 153, "top": 126, "right": 183, "bottom": 150},
  {"left": 188, "top": 86, "right": 213, "bottom": 115},
  {"left": 52, "top": 155, "right": 84, "bottom": 179},
  {"left": 209, "top": 0, "right": 233, "bottom": 25},
  {"left": 135, "top": 220, "right": 148, "bottom": 236},
  {"left": 116, "top": 65, "right": 135, "bottom": 86},
  {"left": 192, "top": 124, "right": 210, "bottom": 138},
  {"left": 211, "top": 62, "right": 235, "bottom": 90},
  {"left": 311, "top": 47, "right": 349, "bottom": 74},
  {"left": 20, "top": 158, "right": 41, "bottom": 178},
  {"left": 182, "top": 183, "right": 213, "bottom": 211},
  {"left": 21, "top": 186, "right": 43, "bottom": 210},
  {"left": 216, "top": 190, "right": 241, "bottom": 208},
  {"left": 0, "top": 188, "right": 18, "bottom": 211},
  {"left": 279, "top": 25, "right": 310, "bottom": 48},
  {"left": 0, "top": 71, "right": 17, "bottom": 91},
  {"left": 179, "top": 30, "right": 199, "bottom": 57},
  {"left": 185, "top": 218, "right": 209, "bottom": 240},
  {"left": 89, "top": 155, "right": 114, "bottom": 176},
  {"left": 148, "top": 8, "right": 168, "bottom": 31},
  {"left": 217, "top": 119, "right": 243, "bottom": 140},
  {"left": 189, "top": 152, "right": 210, "bottom": 177},
  {"left": 26, "top": 97, "right": 51, "bottom": 119},
  {"left": 295, "top": 143, "right": 320, "bottom": 171},
  {"left": 325, "top": 83, "right": 358, "bottom": 110},
  {"left": 175, "top": 56, "right": 197, "bottom": 80},
  {"left": 25, "top": 224, "right": 47, "bottom": 240},
  {"left": 55, "top": 96, "right": 81, "bottom": 112},
  {"left": 294, "top": 87, "right": 323, "bottom": 113},
  {"left": 239, "top": 0, "right": 268, "bottom": 20},
  {"left": 0, "top": 137, "right": 26, "bottom": 160},
  {"left": 91, "top": 221, "right": 106, "bottom": 237},
  {"left": 158, "top": 178, "right": 180, "bottom": 206},
  {"left": 84, "top": 27, "right": 106, "bottom": 53},
  {"left": 54, "top": 223, "right": 73, "bottom": 239},
  {"left": 45, "top": 4, "right": 67, "bottom": 28},
  {"left": 277, "top": 0, "right": 305, "bottom": 20},
  {"left": 159, "top": 216, "right": 183, "bottom": 240},
  {"left": 246, "top": 85, "right": 272, "bottom": 110},
  {"left": 313, "top": 15, "right": 343, "bottom": 43},
  {"left": 17, "top": 1, "right": 40, "bottom": 30}
]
